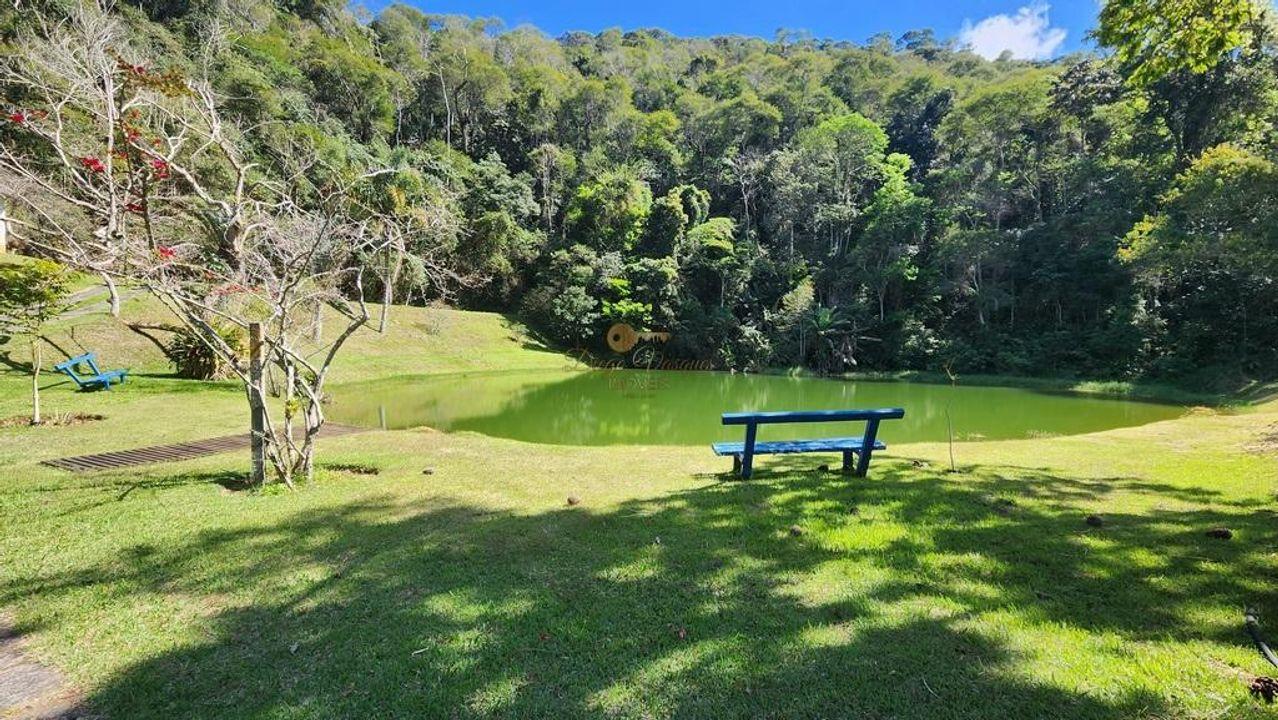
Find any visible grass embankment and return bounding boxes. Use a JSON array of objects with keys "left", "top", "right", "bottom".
[
  {"left": 829, "top": 370, "right": 1274, "bottom": 407},
  {"left": 1, "top": 292, "right": 1278, "bottom": 718}
]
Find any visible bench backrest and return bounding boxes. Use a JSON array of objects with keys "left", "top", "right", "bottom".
[
  {"left": 54, "top": 353, "right": 103, "bottom": 383},
  {"left": 721, "top": 408, "right": 905, "bottom": 426}
]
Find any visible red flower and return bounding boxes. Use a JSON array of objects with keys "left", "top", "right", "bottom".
[
  {"left": 9, "top": 111, "right": 27, "bottom": 125},
  {"left": 125, "top": 201, "right": 146, "bottom": 214},
  {"left": 151, "top": 158, "right": 170, "bottom": 179},
  {"left": 212, "top": 282, "right": 249, "bottom": 296},
  {"left": 79, "top": 156, "right": 105, "bottom": 173},
  {"left": 155, "top": 245, "right": 176, "bottom": 260}
]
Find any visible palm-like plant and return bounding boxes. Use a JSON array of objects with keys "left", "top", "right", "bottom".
[{"left": 802, "top": 305, "right": 879, "bottom": 374}]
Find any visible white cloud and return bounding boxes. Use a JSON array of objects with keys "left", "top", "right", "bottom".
[{"left": 958, "top": 4, "right": 1067, "bottom": 60}]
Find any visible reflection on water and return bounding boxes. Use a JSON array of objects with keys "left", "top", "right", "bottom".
[{"left": 328, "top": 369, "right": 1186, "bottom": 447}]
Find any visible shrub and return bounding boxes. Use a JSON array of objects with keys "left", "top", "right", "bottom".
[{"left": 167, "top": 324, "right": 247, "bottom": 380}]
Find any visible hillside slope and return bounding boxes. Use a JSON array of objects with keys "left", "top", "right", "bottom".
[
  {"left": 0, "top": 281, "right": 578, "bottom": 424},
  {"left": 0, "top": 285, "right": 571, "bottom": 374}
]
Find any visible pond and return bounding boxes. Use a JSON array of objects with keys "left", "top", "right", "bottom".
[{"left": 327, "top": 369, "right": 1186, "bottom": 447}]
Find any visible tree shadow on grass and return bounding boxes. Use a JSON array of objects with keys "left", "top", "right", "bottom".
[
  {"left": 1, "top": 471, "right": 253, "bottom": 519},
  {"left": 107, "top": 470, "right": 254, "bottom": 497},
  {"left": 498, "top": 317, "right": 566, "bottom": 358},
  {"left": 5, "top": 459, "right": 1274, "bottom": 718}
]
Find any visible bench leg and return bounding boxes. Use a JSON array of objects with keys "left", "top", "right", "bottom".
[
  {"left": 740, "top": 423, "right": 756, "bottom": 480},
  {"left": 855, "top": 419, "right": 881, "bottom": 478},
  {"left": 732, "top": 454, "right": 742, "bottom": 476},
  {"left": 841, "top": 450, "right": 854, "bottom": 475},
  {"left": 854, "top": 450, "right": 872, "bottom": 478}
]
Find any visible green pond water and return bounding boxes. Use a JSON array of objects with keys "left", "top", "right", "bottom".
[{"left": 327, "top": 369, "right": 1186, "bottom": 447}]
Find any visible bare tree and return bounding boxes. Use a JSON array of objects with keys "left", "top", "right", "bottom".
[
  {"left": 721, "top": 149, "right": 767, "bottom": 243},
  {"left": 0, "top": 1, "right": 394, "bottom": 486},
  {"left": 529, "top": 143, "right": 568, "bottom": 236},
  {"left": 357, "top": 175, "right": 466, "bottom": 333}
]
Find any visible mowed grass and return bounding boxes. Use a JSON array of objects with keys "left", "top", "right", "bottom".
[{"left": 2, "top": 295, "right": 1278, "bottom": 718}]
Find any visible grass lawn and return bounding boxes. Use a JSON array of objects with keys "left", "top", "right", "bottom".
[{"left": 2, "top": 295, "right": 1278, "bottom": 718}]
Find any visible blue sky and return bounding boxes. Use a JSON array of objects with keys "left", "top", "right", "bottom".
[{"left": 361, "top": 1, "right": 1099, "bottom": 59}]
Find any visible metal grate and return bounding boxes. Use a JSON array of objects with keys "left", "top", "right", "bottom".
[{"left": 41, "top": 423, "right": 365, "bottom": 473}]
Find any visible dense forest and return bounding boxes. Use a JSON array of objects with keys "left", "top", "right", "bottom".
[{"left": 4, "top": 0, "right": 1277, "bottom": 386}]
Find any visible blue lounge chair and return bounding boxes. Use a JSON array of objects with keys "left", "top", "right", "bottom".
[{"left": 53, "top": 352, "right": 128, "bottom": 391}]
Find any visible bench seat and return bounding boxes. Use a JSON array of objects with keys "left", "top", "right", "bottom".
[
  {"left": 82, "top": 369, "right": 128, "bottom": 388},
  {"left": 711, "top": 437, "right": 886, "bottom": 457}
]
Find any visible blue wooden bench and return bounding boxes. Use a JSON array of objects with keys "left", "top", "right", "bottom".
[
  {"left": 712, "top": 408, "right": 905, "bottom": 479},
  {"left": 53, "top": 352, "right": 128, "bottom": 391}
]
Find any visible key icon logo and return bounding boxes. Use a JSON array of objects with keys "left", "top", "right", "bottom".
[{"left": 605, "top": 323, "right": 671, "bottom": 353}]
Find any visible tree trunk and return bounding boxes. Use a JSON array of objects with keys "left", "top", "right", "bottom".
[
  {"left": 379, "top": 247, "right": 395, "bottom": 333},
  {"left": 302, "top": 401, "right": 320, "bottom": 484},
  {"left": 30, "top": 339, "right": 41, "bottom": 425},
  {"left": 311, "top": 301, "right": 323, "bottom": 343},
  {"left": 283, "top": 363, "right": 296, "bottom": 488},
  {"left": 101, "top": 273, "right": 120, "bottom": 317},
  {"left": 1241, "top": 301, "right": 1249, "bottom": 362},
  {"left": 438, "top": 67, "right": 452, "bottom": 149},
  {"left": 248, "top": 322, "right": 266, "bottom": 487},
  {"left": 1009, "top": 283, "right": 1016, "bottom": 331}
]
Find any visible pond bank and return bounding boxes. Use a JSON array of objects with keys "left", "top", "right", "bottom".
[{"left": 794, "top": 368, "right": 1272, "bottom": 407}]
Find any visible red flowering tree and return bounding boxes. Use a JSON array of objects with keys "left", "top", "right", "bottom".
[{"left": 0, "top": 2, "right": 394, "bottom": 486}]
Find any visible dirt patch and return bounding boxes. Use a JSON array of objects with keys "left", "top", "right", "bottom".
[
  {"left": 320, "top": 463, "right": 381, "bottom": 476},
  {"left": 0, "top": 612, "right": 85, "bottom": 719},
  {"left": 0, "top": 414, "right": 105, "bottom": 429},
  {"left": 1246, "top": 423, "right": 1278, "bottom": 455}
]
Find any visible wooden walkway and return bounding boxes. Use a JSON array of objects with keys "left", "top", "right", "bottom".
[{"left": 42, "top": 424, "right": 365, "bottom": 473}]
